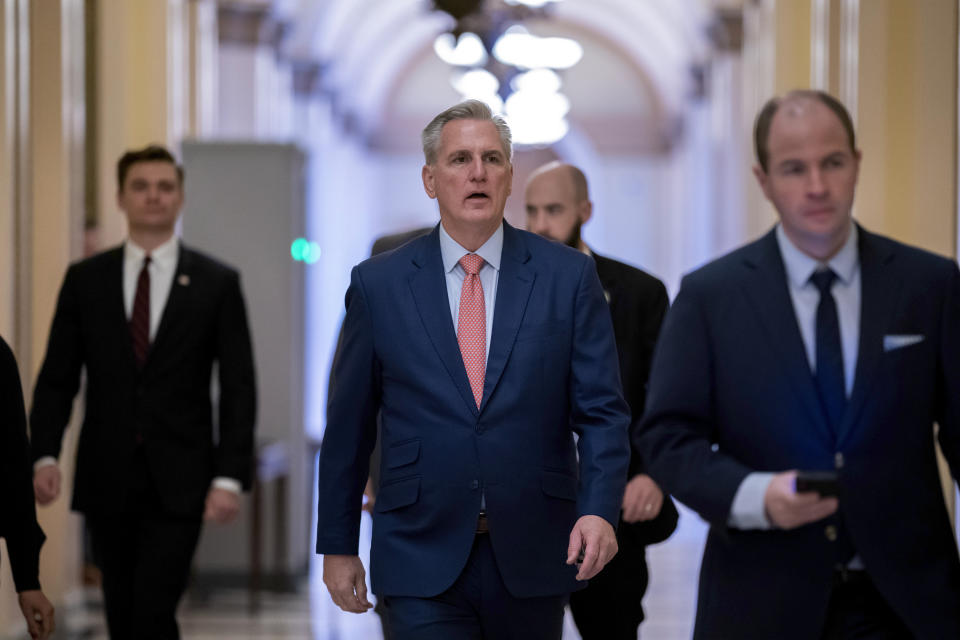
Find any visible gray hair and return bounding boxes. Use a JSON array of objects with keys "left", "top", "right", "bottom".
[{"left": 421, "top": 99, "right": 513, "bottom": 165}]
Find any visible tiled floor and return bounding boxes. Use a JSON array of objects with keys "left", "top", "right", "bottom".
[{"left": 55, "top": 505, "right": 707, "bottom": 640}]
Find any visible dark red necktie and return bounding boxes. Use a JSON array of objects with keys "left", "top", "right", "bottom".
[{"left": 130, "top": 255, "right": 151, "bottom": 367}]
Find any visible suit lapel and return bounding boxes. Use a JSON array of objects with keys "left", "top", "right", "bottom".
[
  {"left": 148, "top": 242, "right": 191, "bottom": 367},
  {"left": 408, "top": 228, "right": 480, "bottom": 416},
  {"left": 740, "top": 231, "right": 834, "bottom": 444},
  {"left": 592, "top": 253, "right": 618, "bottom": 308},
  {"left": 482, "top": 223, "right": 534, "bottom": 411},
  {"left": 837, "top": 227, "right": 899, "bottom": 446}
]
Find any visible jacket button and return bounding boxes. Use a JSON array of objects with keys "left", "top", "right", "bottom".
[
  {"left": 470, "top": 480, "right": 479, "bottom": 490},
  {"left": 825, "top": 525, "right": 838, "bottom": 541}
]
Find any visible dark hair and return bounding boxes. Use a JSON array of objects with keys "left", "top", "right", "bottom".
[
  {"left": 117, "top": 145, "right": 184, "bottom": 190},
  {"left": 753, "top": 90, "right": 856, "bottom": 172}
]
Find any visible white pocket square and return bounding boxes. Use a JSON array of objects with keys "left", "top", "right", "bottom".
[{"left": 883, "top": 334, "right": 925, "bottom": 351}]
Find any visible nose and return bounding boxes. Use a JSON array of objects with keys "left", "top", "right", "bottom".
[
  {"left": 807, "top": 168, "right": 828, "bottom": 197},
  {"left": 468, "top": 157, "right": 486, "bottom": 181}
]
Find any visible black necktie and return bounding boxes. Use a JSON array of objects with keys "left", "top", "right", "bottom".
[
  {"left": 130, "top": 255, "right": 151, "bottom": 368},
  {"left": 810, "top": 269, "right": 846, "bottom": 434}
]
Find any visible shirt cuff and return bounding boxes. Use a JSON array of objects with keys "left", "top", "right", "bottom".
[
  {"left": 33, "top": 457, "right": 57, "bottom": 472},
  {"left": 212, "top": 477, "right": 242, "bottom": 494},
  {"left": 727, "top": 472, "right": 775, "bottom": 530}
]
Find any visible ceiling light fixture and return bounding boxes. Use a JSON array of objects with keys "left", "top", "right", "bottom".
[{"left": 434, "top": 32, "right": 488, "bottom": 67}]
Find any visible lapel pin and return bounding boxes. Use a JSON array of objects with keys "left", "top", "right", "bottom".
[{"left": 178, "top": 274, "right": 190, "bottom": 286}]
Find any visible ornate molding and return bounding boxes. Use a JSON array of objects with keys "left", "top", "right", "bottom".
[{"left": 217, "top": 1, "right": 287, "bottom": 48}]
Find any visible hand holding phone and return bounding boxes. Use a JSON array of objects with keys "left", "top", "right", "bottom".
[{"left": 795, "top": 470, "right": 841, "bottom": 497}]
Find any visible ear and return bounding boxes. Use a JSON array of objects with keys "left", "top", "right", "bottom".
[
  {"left": 505, "top": 162, "right": 513, "bottom": 197},
  {"left": 752, "top": 164, "right": 772, "bottom": 201},
  {"left": 422, "top": 164, "right": 437, "bottom": 199},
  {"left": 578, "top": 199, "right": 593, "bottom": 225}
]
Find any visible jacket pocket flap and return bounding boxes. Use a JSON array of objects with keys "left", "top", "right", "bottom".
[
  {"left": 375, "top": 476, "right": 420, "bottom": 513},
  {"left": 541, "top": 471, "right": 577, "bottom": 501},
  {"left": 386, "top": 439, "right": 421, "bottom": 469}
]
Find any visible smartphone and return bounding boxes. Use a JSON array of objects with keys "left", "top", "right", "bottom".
[{"left": 795, "top": 470, "right": 841, "bottom": 497}]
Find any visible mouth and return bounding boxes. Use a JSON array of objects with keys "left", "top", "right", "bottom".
[{"left": 466, "top": 191, "right": 489, "bottom": 202}]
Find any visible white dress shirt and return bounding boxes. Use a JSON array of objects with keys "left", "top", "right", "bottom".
[{"left": 729, "top": 222, "right": 860, "bottom": 530}]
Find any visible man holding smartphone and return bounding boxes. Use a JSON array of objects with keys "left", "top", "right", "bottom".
[{"left": 636, "top": 90, "right": 960, "bottom": 638}]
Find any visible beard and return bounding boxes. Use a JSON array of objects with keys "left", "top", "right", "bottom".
[{"left": 564, "top": 222, "right": 582, "bottom": 250}]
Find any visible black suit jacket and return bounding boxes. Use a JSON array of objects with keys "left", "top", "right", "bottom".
[
  {"left": 592, "top": 252, "right": 677, "bottom": 546},
  {"left": 638, "top": 226, "right": 960, "bottom": 638},
  {"left": 0, "top": 336, "right": 45, "bottom": 591},
  {"left": 30, "top": 243, "right": 257, "bottom": 517}
]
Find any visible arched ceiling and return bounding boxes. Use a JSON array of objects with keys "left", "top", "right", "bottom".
[{"left": 281, "top": 0, "right": 714, "bottom": 154}]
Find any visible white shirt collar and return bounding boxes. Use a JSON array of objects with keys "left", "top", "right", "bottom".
[
  {"left": 125, "top": 234, "right": 179, "bottom": 268},
  {"left": 439, "top": 222, "right": 503, "bottom": 274},
  {"left": 776, "top": 221, "right": 859, "bottom": 287}
]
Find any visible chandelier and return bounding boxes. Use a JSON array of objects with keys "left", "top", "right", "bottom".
[{"left": 431, "top": 0, "right": 581, "bottom": 146}]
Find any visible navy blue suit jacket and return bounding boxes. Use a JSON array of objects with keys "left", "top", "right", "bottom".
[
  {"left": 637, "top": 225, "right": 960, "bottom": 638},
  {"left": 316, "top": 222, "right": 630, "bottom": 599}
]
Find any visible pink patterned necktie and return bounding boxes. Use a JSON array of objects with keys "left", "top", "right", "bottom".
[{"left": 457, "top": 253, "right": 486, "bottom": 408}]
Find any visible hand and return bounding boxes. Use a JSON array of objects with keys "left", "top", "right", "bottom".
[
  {"left": 18, "top": 590, "right": 55, "bottom": 640},
  {"left": 764, "top": 470, "right": 838, "bottom": 529},
  {"left": 323, "top": 554, "right": 373, "bottom": 613},
  {"left": 621, "top": 474, "right": 664, "bottom": 523},
  {"left": 203, "top": 487, "right": 240, "bottom": 524},
  {"left": 33, "top": 466, "right": 61, "bottom": 505},
  {"left": 361, "top": 477, "right": 376, "bottom": 514},
  {"left": 566, "top": 515, "right": 618, "bottom": 581}
]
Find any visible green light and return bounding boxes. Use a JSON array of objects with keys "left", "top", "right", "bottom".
[
  {"left": 291, "top": 238, "right": 309, "bottom": 261},
  {"left": 291, "top": 238, "right": 321, "bottom": 264},
  {"left": 305, "top": 241, "right": 322, "bottom": 264}
]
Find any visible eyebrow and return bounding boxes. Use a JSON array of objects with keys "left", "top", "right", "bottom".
[{"left": 446, "top": 148, "right": 504, "bottom": 157}]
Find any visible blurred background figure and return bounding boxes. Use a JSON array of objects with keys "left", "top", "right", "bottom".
[
  {"left": 0, "top": 336, "right": 55, "bottom": 640},
  {"left": 525, "top": 161, "right": 678, "bottom": 640},
  {"left": 1, "top": 0, "right": 957, "bottom": 638},
  {"left": 29, "top": 145, "right": 256, "bottom": 639}
]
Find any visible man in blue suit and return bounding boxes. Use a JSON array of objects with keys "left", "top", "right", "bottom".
[
  {"left": 637, "top": 90, "right": 960, "bottom": 638},
  {"left": 316, "top": 99, "right": 630, "bottom": 639}
]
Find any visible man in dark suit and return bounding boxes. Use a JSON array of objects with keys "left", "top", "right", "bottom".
[
  {"left": 1, "top": 336, "right": 55, "bottom": 640},
  {"left": 316, "top": 100, "right": 630, "bottom": 639},
  {"left": 525, "top": 161, "right": 678, "bottom": 639},
  {"left": 30, "top": 145, "right": 256, "bottom": 639},
  {"left": 637, "top": 90, "right": 960, "bottom": 638}
]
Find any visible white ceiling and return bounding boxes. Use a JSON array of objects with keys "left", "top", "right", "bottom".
[{"left": 282, "top": 0, "right": 716, "bottom": 154}]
